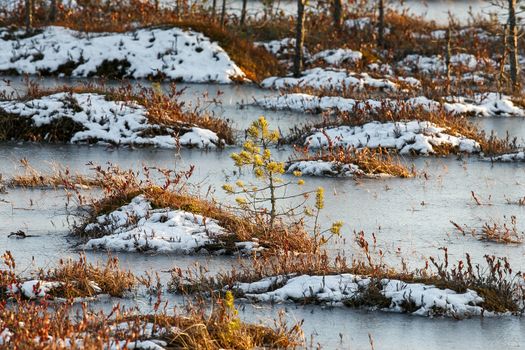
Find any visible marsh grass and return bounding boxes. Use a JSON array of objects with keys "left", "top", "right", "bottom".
[
  {"left": 170, "top": 233, "right": 525, "bottom": 314},
  {"left": 286, "top": 103, "right": 518, "bottom": 156},
  {"left": 0, "top": 293, "right": 304, "bottom": 349},
  {"left": 289, "top": 145, "right": 413, "bottom": 178},
  {"left": 7, "top": 158, "right": 102, "bottom": 189},
  {"left": 72, "top": 163, "right": 318, "bottom": 255},
  {"left": 1, "top": 251, "right": 136, "bottom": 300},
  {"left": 451, "top": 216, "right": 524, "bottom": 244},
  {"left": 0, "top": 82, "right": 235, "bottom": 146}
]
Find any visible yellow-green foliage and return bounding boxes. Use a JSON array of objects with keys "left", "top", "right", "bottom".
[{"left": 223, "top": 117, "right": 343, "bottom": 248}]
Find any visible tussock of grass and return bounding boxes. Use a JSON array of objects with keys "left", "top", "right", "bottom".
[
  {"left": 451, "top": 216, "right": 524, "bottom": 244},
  {"left": 170, "top": 234, "right": 525, "bottom": 314},
  {"left": 0, "top": 82, "right": 235, "bottom": 146},
  {"left": 0, "top": 294, "right": 303, "bottom": 349},
  {"left": 290, "top": 145, "right": 413, "bottom": 178},
  {"left": 73, "top": 163, "right": 318, "bottom": 255},
  {"left": 7, "top": 159, "right": 102, "bottom": 189},
  {"left": 286, "top": 104, "right": 518, "bottom": 156},
  {"left": 1, "top": 251, "right": 135, "bottom": 300}
]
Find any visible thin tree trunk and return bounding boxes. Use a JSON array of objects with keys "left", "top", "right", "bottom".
[
  {"left": 240, "top": 0, "right": 247, "bottom": 26},
  {"left": 25, "top": 0, "right": 33, "bottom": 32},
  {"left": 378, "top": 0, "right": 385, "bottom": 48},
  {"left": 445, "top": 27, "right": 452, "bottom": 95},
  {"left": 333, "top": 0, "right": 342, "bottom": 30},
  {"left": 49, "top": 0, "right": 57, "bottom": 22},
  {"left": 212, "top": 0, "right": 217, "bottom": 19},
  {"left": 293, "top": 0, "right": 305, "bottom": 77},
  {"left": 508, "top": 0, "right": 519, "bottom": 91},
  {"left": 220, "top": 0, "right": 226, "bottom": 26},
  {"left": 499, "top": 25, "right": 509, "bottom": 97}
]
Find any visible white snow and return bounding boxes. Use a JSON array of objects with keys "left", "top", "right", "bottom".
[
  {"left": 0, "top": 26, "right": 245, "bottom": 82},
  {"left": 7, "top": 280, "right": 63, "bottom": 299},
  {"left": 255, "top": 92, "right": 525, "bottom": 117},
  {"left": 0, "top": 92, "right": 223, "bottom": 148},
  {"left": 84, "top": 195, "right": 225, "bottom": 253},
  {"left": 400, "top": 53, "right": 495, "bottom": 74},
  {"left": 286, "top": 160, "right": 364, "bottom": 177},
  {"left": 83, "top": 195, "right": 259, "bottom": 254},
  {"left": 310, "top": 49, "right": 363, "bottom": 66},
  {"left": 484, "top": 151, "right": 525, "bottom": 162},
  {"left": 255, "top": 38, "right": 307, "bottom": 59},
  {"left": 304, "top": 121, "right": 480, "bottom": 155},
  {"left": 345, "top": 17, "right": 373, "bottom": 30},
  {"left": 0, "top": 329, "right": 12, "bottom": 346},
  {"left": 234, "top": 274, "right": 486, "bottom": 317},
  {"left": 261, "top": 68, "right": 398, "bottom": 91}
]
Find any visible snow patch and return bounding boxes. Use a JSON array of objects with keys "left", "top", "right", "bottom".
[
  {"left": 261, "top": 68, "right": 398, "bottom": 91},
  {"left": 286, "top": 160, "right": 365, "bottom": 177},
  {"left": 0, "top": 26, "right": 245, "bottom": 82},
  {"left": 304, "top": 121, "right": 480, "bottom": 155},
  {"left": 0, "top": 92, "right": 223, "bottom": 148},
  {"left": 234, "top": 274, "right": 486, "bottom": 317},
  {"left": 83, "top": 195, "right": 260, "bottom": 254}
]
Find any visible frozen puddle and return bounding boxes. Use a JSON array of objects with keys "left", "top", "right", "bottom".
[
  {"left": 0, "top": 26, "right": 245, "bottom": 82},
  {"left": 83, "top": 195, "right": 261, "bottom": 254},
  {"left": 234, "top": 274, "right": 487, "bottom": 318},
  {"left": 0, "top": 92, "right": 223, "bottom": 148},
  {"left": 303, "top": 121, "right": 480, "bottom": 154}
]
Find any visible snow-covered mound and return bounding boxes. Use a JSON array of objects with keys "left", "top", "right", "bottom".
[
  {"left": 7, "top": 280, "right": 64, "bottom": 299},
  {"left": 400, "top": 53, "right": 495, "bottom": 74},
  {"left": 255, "top": 38, "right": 307, "bottom": 59},
  {"left": 286, "top": 160, "right": 365, "bottom": 177},
  {"left": 484, "top": 151, "right": 525, "bottom": 162},
  {"left": 255, "top": 92, "right": 525, "bottom": 117},
  {"left": 83, "top": 195, "right": 262, "bottom": 254},
  {"left": 261, "top": 68, "right": 398, "bottom": 91},
  {"left": 0, "top": 92, "right": 223, "bottom": 148},
  {"left": 304, "top": 121, "right": 480, "bottom": 155},
  {"left": 0, "top": 26, "right": 245, "bottom": 82},
  {"left": 310, "top": 49, "right": 363, "bottom": 66},
  {"left": 233, "top": 274, "right": 486, "bottom": 317}
]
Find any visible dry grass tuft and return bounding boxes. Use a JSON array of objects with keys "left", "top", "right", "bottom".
[
  {"left": 1, "top": 251, "right": 136, "bottom": 300},
  {"left": 0, "top": 293, "right": 303, "bottom": 349},
  {"left": 72, "top": 163, "right": 318, "bottom": 255},
  {"left": 0, "top": 82, "right": 235, "bottom": 146},
  {"left": 7, "top": 158, "right": 102, "bottom": 189},
  {"left": 170, "top": 233, "right": 525, "bottom": 314},
  {"left": 452, "top": 216, "right": 524, "bottom": 244},
  {"left": 290, "top": 145, "right": 413, "bottom": 178}
]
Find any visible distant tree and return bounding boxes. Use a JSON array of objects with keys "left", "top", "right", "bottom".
[
  {"left": 220, "top": 0, "right": 226, "bottom": 26},
  {"left": 25, "top": 0, "right": 33, "bottom": 32},
  {"left": 489, "top": 0, "right": 521, "bottom": 91},
  {"left": 333, "top": 0, "right": 343, "bottom": 30},
  {"left": 294, "top": 0, "right": 306, "bottom": 77},
  {"left": 49, "top": 0, "right": 57, "bottom": 22},
  {"left": 240, "top": 0, "right": 247, "bottom": 25},
  {"left": 377, "top": 0, "right": 385, "bottom": 47}
]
